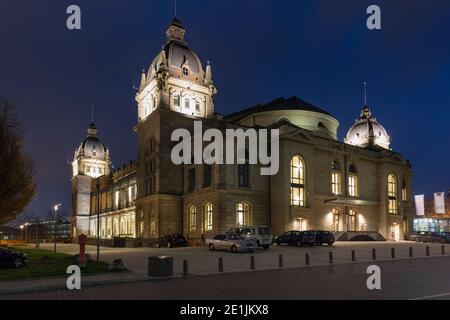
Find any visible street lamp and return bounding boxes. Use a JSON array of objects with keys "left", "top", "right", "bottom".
[
  {"left": 20, "top": 225, "right": 24, "bottom": 241},
  {"left": 53, "top": 203, "right": 62, "bottom": 253}
]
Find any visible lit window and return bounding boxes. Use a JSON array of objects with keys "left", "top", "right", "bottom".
[
  {"left": 150, "top": 211, "right": 156, "bottom": 237},
  {"left": 114, "top": 191, "right": 120, "bottom": 209},
  {"left": 205, "top": 203, "right": 213, "bottom": 231},
  {"left": 195, "top": 101, "right": 200, "bottom": 112},
  {"left": 173, "top": 95, "right": 180, "bottom": 107},
  {"left": 332, "top": 208, "right": 340, "bottom": 231},
  {"left": 189, "top": 206, "right": 197, "bottom": 231},
  {"left": 402, "top": 179, "right": 407, "bottom": 201},
  {"left": 388, "top": 174, "right": 398, "bottom": 214},
  {"left": 290, "top": 156, "right": 305, "bottom": 206},
  {"left": 331, "top": 172, "right": 342, "bottom": 195},
  {"left": 236, "top": 202, "right": 250, "bottom": 227},
  {"left": 185, "top": 99, "right": 190, "bottom": 110},
  {"left": 348, "top": 209, "right": 356, "bottom": 231},
  {"left": 348, "top": 175, "right": 358, "bottom": 197}
]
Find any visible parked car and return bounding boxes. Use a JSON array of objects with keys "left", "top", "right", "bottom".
[
  {"left": 227, "top": 226, "right": 273, "bottom": 249},
  {"left": 0, "top": 248, "right": 27, "bottom": 268},
  {"left": 409, "top": 231, "right": 450, "bottom": 243},
  {"left": 155, "top": 234, "right": 188, "bottom": 248},
  {"left": 208, "top": 234, "right": 257, "bottom": 253},
  {"left": 275, "top": 231, "right": 315, "bottom": 247},
  {"left": 311, "top": 230, "right": 335, "bottom": 246}
]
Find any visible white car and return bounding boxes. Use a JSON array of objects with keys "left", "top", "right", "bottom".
[
  {"left": 207, "top": 234, "right": 257, "bottom": 253},
  {"left": 227, "top": 226, "right": 273, "bottom": 249}
]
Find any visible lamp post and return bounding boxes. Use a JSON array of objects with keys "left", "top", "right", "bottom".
[
  {"left": 53, "top": 203, "right": 62, "bottom": 253},
  {"left": 20, "top": 225, "right": 24, "bottom": 241},
  {"left": 96, "top": 178, "right": 102, "bottom": 264}
]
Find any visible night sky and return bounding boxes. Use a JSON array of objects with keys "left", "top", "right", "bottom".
[{"left": 1, "top": 0, "right": 449, "bottom": 220}]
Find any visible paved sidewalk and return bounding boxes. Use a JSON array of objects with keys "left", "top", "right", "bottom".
[{"left": 0, "top": 271, "right": 145, "bottom": 296}]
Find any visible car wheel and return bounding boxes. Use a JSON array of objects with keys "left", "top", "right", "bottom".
[
  {"left": 231, "top": 245, "right": 238, "bottom": 253},
  {"left": 276, "top": 240, "right": 281, "bottom": 246},
  {"left": 13, "top": 258, "right": 23, "bottom": 268},
  {"left": 209, "top": 243, "right": 215, "bottom": 251},
  {"left": 415, "top": 238, "right": 420, "bottom": 243}
]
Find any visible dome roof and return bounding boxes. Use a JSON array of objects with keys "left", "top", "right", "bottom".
[
  {"left": 345, "top": 106, "right": 391, "bottom": 150},
  {"left": 77, "top": 123, "right": 108, "bottom": 161},
  {"left": 146, "top": 18, "right": 205, "bottom": 85}
]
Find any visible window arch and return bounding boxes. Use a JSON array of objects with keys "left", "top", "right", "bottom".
[
  {"left": 236, "top": 202, "right": 251, "bottom": 227},
  {"left": 189, "top": 205, "right": 197, "bottom": 231},
  {"left": 349, "top": 164, "right": 358, "bottom": 173},
  {"left": 290, "top": 156, "right": 305, "bottom": 207},
  {"left": 204, "top": 203, "right": 213, "bottom": 231},
  {"left": 388, "top": 174, "right": 398, "bottom": 214}
]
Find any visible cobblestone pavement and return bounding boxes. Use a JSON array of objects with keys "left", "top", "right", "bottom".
[
  {"left": 33, "top": 241, "right": 450, "bottom": 277},
  {"left": 2, "top": 256, "right": 450, "bottom": 300}
]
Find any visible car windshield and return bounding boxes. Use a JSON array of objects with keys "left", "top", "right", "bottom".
[
  {"left": 227, "top": 234, "right": 245, "bottom": 240},
  {"left": 258, "top": 227, "right": 272, "bottom": 235}
]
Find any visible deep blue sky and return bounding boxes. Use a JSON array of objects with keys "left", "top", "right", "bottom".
[{"left": 1, "top": 0, "right": 449, "bottom": 219}]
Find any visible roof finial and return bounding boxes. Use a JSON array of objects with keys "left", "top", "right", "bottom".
[
  {"left": 175, "top": 0, "right": 177, "bottom": 17},
  {"left": 364, "top": 82, "right": 367, "bottom": 106},
  {"left": 91, "top": 104, "right": 95, "bottom": 123}
]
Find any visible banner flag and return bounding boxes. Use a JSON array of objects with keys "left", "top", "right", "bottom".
[
  {"left": 434, "top": 192, "right": 446, "bottom": 214},
  {"left": 414, "top": 195, "right": 425, "bottom": 216}
]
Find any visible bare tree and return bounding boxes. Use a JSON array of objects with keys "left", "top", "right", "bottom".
[{"left": 0, "top": 99, "right": 36, "bottom": 225}]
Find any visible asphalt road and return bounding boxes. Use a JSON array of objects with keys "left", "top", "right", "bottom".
[{"left": 3, "top": 256, "right": 450, "bottom": 300}]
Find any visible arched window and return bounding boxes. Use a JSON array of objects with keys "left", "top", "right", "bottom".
[
  {"left": 204, "top": 203, "right": 213, "bottom": 231},
  {"left": 388, "top": 174, "right": 398, "bottom": 214},
  {"left": 290, "top": 156, "right": 305, "bottom": 207},
  {"left": 173, "top": 94, "right": 180, "bottom": 107},
  {"left": 236, "top": 202, "right": 251, "bottom": 227},
  {"left": 348, "top": 210, "right": 356, "bottom": 231},
  {"left": 332, "top": 208, "right": 340, "bottom": 231},
  {"left": 150, "top": 211, "right": 156, "bottom": 237},
  {"left": 189, "top": 205, "right": 197, "bottom": 231},
  {"left": 139, "top": 211, "right": 144, "bottom": 237}
]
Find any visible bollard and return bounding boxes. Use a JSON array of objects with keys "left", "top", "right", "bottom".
[
  {"left": 278, "top": 254, "right": 283, "bottom": 268},
  {"left": 218, "top": 257, "right": 223, "bottom": 272},
  {"left": 426, "top": 246, "right": 430, "bottom": 257},
  {"left": 305, "top": 253, "right": 310, "bottom": 266},
  {"left": 250, "top": 256, "right": 255, "bottom": 270},
  {"left": 351, "top": 250, "right": 356, "bottom": 262},
  {"left": 391, "top": 248, "right": 396, "bottom": 259},
  {"left": 183, "top": 260, "right": 189, "bottom": 276},
  {"left": 442, "top": 245, "right": 446, "bottom": 256},
  {"left": 409, "top": 247, "right": 413, "bottom": 258},
  {"left": 372, "top": 248, "right": 377, "bottom": 260},
  {"left": 328, "top": 251, "right": 333, "bottom": 264}
]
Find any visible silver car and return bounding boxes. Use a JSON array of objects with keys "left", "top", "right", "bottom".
[{"left": 207, "top": 234, "right": 256, "bottom": 253}]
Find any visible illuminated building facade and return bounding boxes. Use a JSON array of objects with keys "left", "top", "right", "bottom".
[{"left": 71, "top": 18, "right": 413, "bottom": 243}]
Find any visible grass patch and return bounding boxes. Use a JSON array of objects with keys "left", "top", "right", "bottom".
[{"left": 0, "top": 247, "right": 114, "bottom": 281}]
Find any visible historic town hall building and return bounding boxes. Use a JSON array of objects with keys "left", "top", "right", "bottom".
[{"left": 71, "top": 18, "right": 413, "bottom": 245}]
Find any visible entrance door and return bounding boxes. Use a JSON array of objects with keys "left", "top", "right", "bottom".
[{"left": 391, "top": 223, "right": 400, "bottom": 241}]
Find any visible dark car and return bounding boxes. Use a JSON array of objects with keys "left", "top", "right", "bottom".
[
  {"left": 275, "top": 231, "right": 315, "bottom": 247},
  {"left": 409, "top": 231, "right": 450, "bottom": 243},
  {"left": 0, "top": 248, "right": 27, "bottom": 268},
  {"left": 155, "top": 234, "right": 188, "bottom": 248},
  {"left": 311, "top": 230, "right": 335, "bottom": 246}
]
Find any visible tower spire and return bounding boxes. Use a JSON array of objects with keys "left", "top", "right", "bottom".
[
  {"left": 175, "top": 0, "right": 177, "bottom": 17},
  {"left": 91, "top": 104, "right": 95, "bottom": 123},
  {"left": 364, "top": 82, "right": 367, "bottom": 106}
]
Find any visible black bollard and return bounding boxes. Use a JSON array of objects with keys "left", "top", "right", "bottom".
[
  {"left": 305, "top": 253, "right": 310, "bottom": 266},
  {"left": 391, "top": 248, "right": 396, "bottom": 259},
  {"left": 409, "top": 247, "right": 413, "bottom": 258},
  {"left": 278, "top": 254, "right": 283, "bottom": 268},
  {"left": 372, "top": 248, "right": 377, "bottom": 260},
  {"left": 426, "top": 246, "right": 430, "bottom": 257},
  {"left": 351, "top": 250, "right": 356, "bottom": 262},
  {"left": 250, "top": 256, "right": 255, "bottom": 270},
  {"left": 329, "top": 251, "right": 333, "bottom": 264},
  {"left": 219, "top": 257, "right": 223, "bottom": 272},
  {"left": 442, "top": 245, "right": 446, "bottom": 256},
  {"left": 183, "top": 260, "right": 189, "bottom": 276}
]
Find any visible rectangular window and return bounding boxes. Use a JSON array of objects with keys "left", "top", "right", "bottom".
[
  {"left": 238, "top": 164, "right": 250, "bottom": 187},
  {"left": 402, "top": 188, "right": 407, "bottom": 201},
  {"left": 291, "top": 186, "right": 305, "bottom": 207},
  {"left": 195, "top": 101, "right": 200, "bottom": 112},
  {"left": 188, "top": 168, "right": 196, "bottom": 192},
  {"left": 114, "top": 191, "right": 119, "bottom": 209},
  {"left": 174, "top": 95, "right": 180, "bottom": 107},
  {"left": 184, "top": 99, "right": 190, "bottom": 110},
  {"left": 348, "top": 175, "right": 358, "bottom": 197},
  {"left": 204, "top": 165, "right": 212, "bottom": 188},
  {"left": 205, "top": 204, "right": 213, "bottom": 231},
  {"left": 331, "top": 172, "right": 342, "bottom": 195}
]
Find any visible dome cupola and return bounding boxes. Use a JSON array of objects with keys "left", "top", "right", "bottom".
[{"left": 345, "top": 106, "right": 391, "bottom": 150}]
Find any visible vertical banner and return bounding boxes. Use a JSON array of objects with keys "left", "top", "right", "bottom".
[
  {"left": 434, "top": 192, "right": 446, "bottom": 214},
  {"left": 414, "top": 195, "right": 425, "bottom": 216}
]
